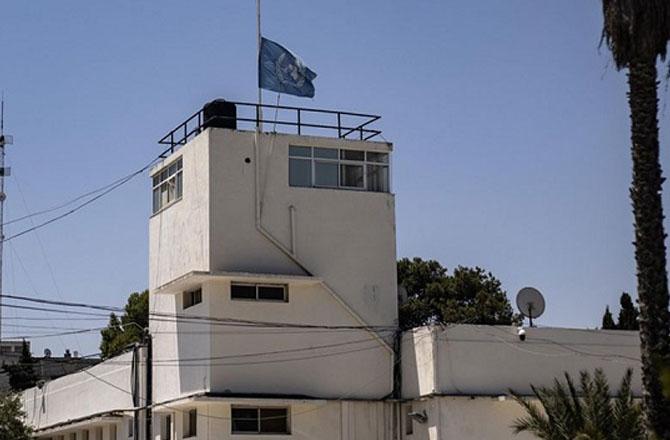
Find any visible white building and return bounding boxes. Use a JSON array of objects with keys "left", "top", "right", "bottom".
[{"left": 22, "top": 100, "right": 643, "bottom": 440}]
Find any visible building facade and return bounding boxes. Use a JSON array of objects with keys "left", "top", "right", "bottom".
[
  {"left": 21, "top": 101, "right": 643, "bottom": 440},
  {"left": 147, "top": 102, "right": 398, "bottom": 438}
]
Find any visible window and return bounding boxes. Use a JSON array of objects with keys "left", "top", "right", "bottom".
[
  {"left": 231, "top": 283, "right": 287, "bottom": 302},
  {"left": 288, "top": 146, "right": 312, "bottom": 187},
  {"left": 110, "top": 425, "right": 117, "bottom": 440},
  {"left": 128, "top": 419, "right": 133, "bottom": 438},
  {"left": 183, "top": 288, "right": 202, "bottom": 309},
  {"left": 152, "top": 157, "right": 183, "bottom": 213},
  {"left": 288, "top": 146, "right": 389, "bottom": 192},
  {"left": 82, "top": 431, "right": 89, "bottom": 440},
  {"left": 183, "top": 409, "right": 197, "bottom": 438},
  {"left": 69, "top": 434, "right": 76, "bottom": 440},
  {"left": 161, "top": 414, "right": 172, "bottom": 440},
  {"left": 231, "top": 407, "right": 290, "bottom": 435}
]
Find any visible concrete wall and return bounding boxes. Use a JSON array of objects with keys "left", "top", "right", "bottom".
[
  {"left": 149, "top": 132, "right": 210, "bottom": 291},
  {"left": 153, "top": 399, "right": 393, "bottom": 440},
  {"left": 152, "top": 278, "right": 393, "bottom": 403},
  {"left": 207, "top": 129, "right": 397, "bottom": 327},
  {"left": 404, "top": 396, "right": 535, "bottom": 440},
  {"left": 22, "top": 351, "right": 136, "bottom": 432},
  {"left": 402, "top": 325, "right": 642, "bottom": 398},
  {"left": 206, "top": 279, "right": 392, "bottom": 399},
  {"left": 150, "top": 127, "right": 397, "bottom": 403}
]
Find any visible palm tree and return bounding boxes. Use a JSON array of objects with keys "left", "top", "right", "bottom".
[
  {"left": 601, "top": 2, "right": 670, "bottom": 437},
  {"left": 511, "top": 369, "right": 646, "bottom": 440}
]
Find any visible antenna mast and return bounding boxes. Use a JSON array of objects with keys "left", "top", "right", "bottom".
[{"left": 0, "top": 94, "right": 13, "bottom": 342}]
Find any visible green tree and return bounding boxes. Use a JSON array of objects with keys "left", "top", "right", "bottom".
[
  {"left": 602, "top": 306, "right": 617, "bottom": 330},
  {"left": 1, "top": 340, "right": 37, "bottom": 392},
  {"left": 618, "top": 293, "right": 640, "bottom": 331},
  {"left": 511, "top": 369, "right": 647, "bottom": 440},
  {"left": 0, "top": 393, "right": 32, "bottom": 440},
  {"left": 397, "top": 258, "right": 518, "bottom": 330},
  {"left": 601, "top": 2, "right": 670, "bottom": 436},
  {"left": 100, "top": 290, "right": 149, "bottom": 359}
]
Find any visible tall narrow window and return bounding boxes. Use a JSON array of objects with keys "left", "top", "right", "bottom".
[
  {"left": 152, "top": 157, "right": 183, "bottom": 213},
  {"left": 289, "top": 146, "right": 312, "bottom": 187},
  {"left": 183, "top": 409, "right": 197, "bottom": 438}
]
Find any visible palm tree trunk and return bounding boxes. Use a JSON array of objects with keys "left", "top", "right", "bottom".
[{"left": 628, "top": 57, "right": 670, "bottom": 438}]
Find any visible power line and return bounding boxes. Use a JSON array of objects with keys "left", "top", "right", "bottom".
[
  {"left": 2, "top": 163, "right": 155, "bottom": 243},
  {"left": 0, "top": 326, "right": 105, "bottom": 341},
  {"left": 0, "top": 294, "right": 396, "bottom": 331},
  {"left": 3, "top": 171, "right": 148, "bottom": 227}
]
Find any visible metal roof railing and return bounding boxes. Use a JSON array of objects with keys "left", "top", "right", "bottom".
[{"left": 158, "top": 101, "right": 382, "bottom": 156}]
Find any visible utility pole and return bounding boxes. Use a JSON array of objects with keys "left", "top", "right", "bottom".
[{"left": 0, "top": 95, "right": 13, "bottom": 342}]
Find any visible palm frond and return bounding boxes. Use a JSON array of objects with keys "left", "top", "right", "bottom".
[{"left": 601, "top": 0, "right": 670, "bottom": 68}]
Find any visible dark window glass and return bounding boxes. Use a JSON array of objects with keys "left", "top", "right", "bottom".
[
  {"left": 152, "top": 158, "right": 183, "bottom": 213},
  {"left": 314, "top": 161, "right": 338, "bottom": 187},
  {"left": 183, "top": 289, "right": 202, "bottom": 309},
  {"left": 231, "top": 284, "right": 256, "bottom": 300},
  {"left": 260, "top": 408, "right": 289, "bottom": 434},
  {"left": 405, "top": 405, "right": 414, "bottom": 435},
  {"left": 366, "top": 151, "right": 389, "bottom": 164},
  {"left": 314, "top": 147, "right": 338, "bottom": 159},
  {"left": 187, "top": 409, "right": 197, "bottom": 437},
  {"left": 175, "top": 172, "right": 183, "bottom": 199},
  {"left": 340, "top": 149, "right": 365, "bottom": 161},
  {"left": 152, "top": 188, "right": 160, "bottom": 213},
  {"left": 366, "top": 165, "right": 389, "bottom": 192},
  {"left": 257, "top": 286, "right": 286, "bottom": 301},
  {"left": 289, "top": 146, "right": 312, "bottom": 158},
  {"left": 231, "top": 408, "right": 259, "bottom": 433},
  {"left": 164, "top": 414, "right": 172, "bottom": 440},
  {"left": 289, "top": 158, "right": 312, "bottom": 187},
  {"left": 340, "top": 164, "right": 365, "bottom": 188}
]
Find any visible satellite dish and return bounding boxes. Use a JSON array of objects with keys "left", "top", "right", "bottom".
[
  {"left": 43, "top": 348, "right": 51, "bottom": 358},
  {"left": 516, "top": 287, "right": 546, "bottom": 327}
]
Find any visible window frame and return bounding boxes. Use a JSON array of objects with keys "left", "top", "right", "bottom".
[
  {"left": 231, "top": 406, "right": 290, "bottom": 435},
  {"left": 183, "top": 408, "right": 197, "bottom": 438},
  {"left": 152, "top": 157, "right": 183, "bottom": 214},
  {"left": 231, "top": 283, "right": 288, "bottom": 303},
  {"left": 183, "top": 288, "right": 203, "bottom": 310},
  {"left": 288, "top": 146, "right": 389, "bottom": 193}
]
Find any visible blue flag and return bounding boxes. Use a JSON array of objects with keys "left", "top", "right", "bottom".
[{"left": 259, "top": 37, "right": 317, "bottom": 98}]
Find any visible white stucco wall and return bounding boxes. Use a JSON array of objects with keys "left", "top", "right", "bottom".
[
  {"left": 22, "top": 351, "right": 136, "bottom": 432},
  {"left": 404, "top": 396, "right": 536, "bottom": 440},
  {"left": 150, "top": 127, "right": 397, "bottom": 403},
  {"left": 207, "top": 129, "right": 397, "bottom": 327},
  {"left": 402, "top": 325, "right": 642, "bottom": 398},
  {"left": 151, "top": 277, "right": 393, "bottom": 403},
  {"left": 153, "top": 398, "right": 393, "bottom": 440},
  {"left": 206, "top": 279, "right": 392, "bottom": 399},
  {"left": 149, "top": 132, "right": 211, "bottom": 291}
]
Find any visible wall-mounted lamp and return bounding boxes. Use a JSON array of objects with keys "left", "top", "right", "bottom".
[{"left": 408, "top": 410, "right": 428, "bottom": 424}]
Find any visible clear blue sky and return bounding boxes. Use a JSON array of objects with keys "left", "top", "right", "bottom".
[{"left": 0, "top": 1, "right": 664, "bottom": 355}]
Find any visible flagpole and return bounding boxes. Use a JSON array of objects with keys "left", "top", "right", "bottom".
[{"left": 256, "top": 0, "right": 263, "bottom": 130}]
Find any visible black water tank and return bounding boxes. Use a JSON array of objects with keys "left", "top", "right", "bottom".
[{"left": 203, "top": 99, "right": 237, "bottom": 130}]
